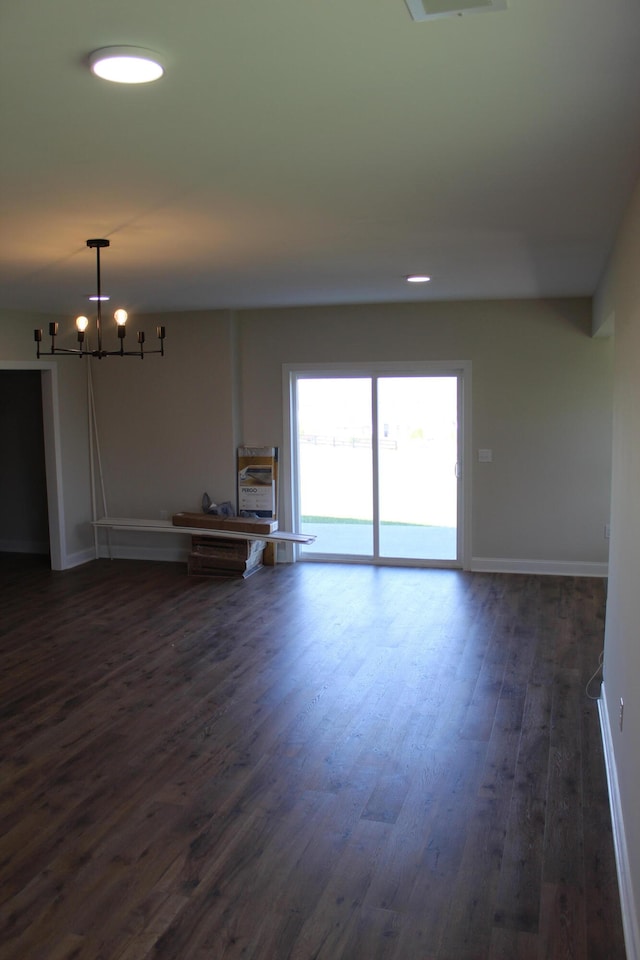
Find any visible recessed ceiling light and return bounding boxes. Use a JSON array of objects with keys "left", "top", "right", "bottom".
[
  {"left": 89, "top": 47, "right": 165, "bottom": 84},
  {"left": 406, "top": 274, "right": 431, "bottom": 283}
]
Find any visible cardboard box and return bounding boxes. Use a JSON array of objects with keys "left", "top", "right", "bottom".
[
  {"left": 191, "top": 536, "right": 265, "bottom": 562},
  {"left": 188, "top": 536, "right": 266, "bottom": 578},
  {"left": 172, "top": 512, "right": 278, "bottom": 535},
  {"left": 237, "top": 446, "right": 278, "bottom": 518},
  {"left": 188, "top": 555, "right": 263, "bottom": 579}
]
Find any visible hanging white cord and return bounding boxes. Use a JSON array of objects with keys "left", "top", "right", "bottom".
[
  {"left": 87, "top": 360, "right": 99, "bottom": 558},
  {"left": 87, "top": 358, "right": 112, "bottom": 559},
  {"left": 585, "top": 649, "right": 604, "bottom": 700}
]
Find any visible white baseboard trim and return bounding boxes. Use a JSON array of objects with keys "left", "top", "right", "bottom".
[
  {"left": 599, "top": 681, "right": 640, "bottom": 960},
  {"left": 63, "top": 546, "right": 97, "bottom": 569},
  {"left": 97, "top": 544, "right": 189, "bottom": 563},
  {"left": 62, "top": 550, "right": 607, "bottom": 574},
  {"left": 0, "top": 538, "right": 49, "bottom": 555},
  {"left": 470, "top": 557, "right": 608, "bottom": 577}
]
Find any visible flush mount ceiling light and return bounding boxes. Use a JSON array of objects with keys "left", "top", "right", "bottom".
[
  {"left": 89, "top": 46, "right": 165, "bottom": 84},
  {"left": 406, "top": 274, "right": 431, "bottom": 283},
  {"left": 405, "top": 0, "right": 507, "bottom": 21},
  {"left": 34, "top": 239, "right": 165, "bottom": 359}
]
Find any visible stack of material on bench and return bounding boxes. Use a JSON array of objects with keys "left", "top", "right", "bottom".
[
  {"left": 173, "top": 513, "right": 280, "bottom": 576},
  {"left": 172, "top": 512, "right": 278, "bottom": 535},
  {"left": 188, "top": 535, "right": 266, "bottom": 579}
]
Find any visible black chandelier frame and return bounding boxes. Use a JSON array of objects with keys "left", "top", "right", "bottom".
[{"left": 34, "top": 239, "right": 165, "bottom": 359}]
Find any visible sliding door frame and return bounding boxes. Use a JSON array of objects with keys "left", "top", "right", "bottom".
[{"left": 282, "top": 360, "right": 472, "bottom": 569}]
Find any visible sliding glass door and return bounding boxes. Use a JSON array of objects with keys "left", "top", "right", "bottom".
[
  {"left": 297, "top": 377, "right": 374, "bottom": 556},
  {"left": 291, "top": 367, "right": 463, "bottom": 566},
  {"left": 377, "top": 376, "right": 458, "bottom": 561}
]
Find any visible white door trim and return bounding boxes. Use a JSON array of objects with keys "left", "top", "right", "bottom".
[{"left": 282, "top": 360, "right": 472, "bottom": 569}]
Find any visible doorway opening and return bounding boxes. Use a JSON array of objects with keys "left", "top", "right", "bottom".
[
  {"left": 0, "top": 370, "right": 49, "bottom": 556},
  {"left": 0, "top": 362, "right": 65, "bottom": 569}
]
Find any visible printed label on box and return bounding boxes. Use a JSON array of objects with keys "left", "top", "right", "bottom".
[
  {"left": 238, "top": 480, "right": 275, "bottom": 513},
  {"left": 237, "top": 446, "right": 278, "bottom": 518}
]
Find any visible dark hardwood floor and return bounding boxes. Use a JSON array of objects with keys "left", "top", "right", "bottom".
[{"left": 0, "top": 554, "right": 625, "bottom": 959}]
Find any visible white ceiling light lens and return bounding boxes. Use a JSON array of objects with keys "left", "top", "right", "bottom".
[
  {"left": 406, "top": 274, "right": 431, "bottom": 283},
  {"left": 89, "top": 47, "right": 165, "bottom": 84}
]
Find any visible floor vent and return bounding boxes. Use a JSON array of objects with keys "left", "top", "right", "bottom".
[{"left": 405, "top": 0, "right": 507, "bottom": 21}]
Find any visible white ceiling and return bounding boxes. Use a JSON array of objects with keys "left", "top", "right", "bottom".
[{"left": 2, "top": 0, "right": 640, "bottom": 316}]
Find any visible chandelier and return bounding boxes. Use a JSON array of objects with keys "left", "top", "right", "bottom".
[{"left": 34, "top": 239, "right": 166, "bottom": 359}]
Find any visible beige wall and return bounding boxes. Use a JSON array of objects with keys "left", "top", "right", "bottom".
[
  {"left": 85, "top": 310, "right": 239, "bottom": 560},
  {"left": 599, "top": 172, "right": 640, "bottom": 951},
  {"left": 1, "top": 298, "right": 613, "bottom": 569},
  {"left": 90, "top": 311, "right": 238, "bottom": 515},
  {"left": 239, "top": 298, "right": 612, "bottom": 568}
]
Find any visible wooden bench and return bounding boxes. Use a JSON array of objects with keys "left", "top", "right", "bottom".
[{"left": 92, "top": 518, "right": 316, "bottom": 573}]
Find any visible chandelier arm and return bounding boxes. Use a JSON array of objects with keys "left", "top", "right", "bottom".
[{"left": 35, "top": 348, "right": 85, "bottom": 357}]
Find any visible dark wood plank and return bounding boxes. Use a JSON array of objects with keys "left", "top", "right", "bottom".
[{"left": 0, "top": 556, "right": 625, "bottom": 960}]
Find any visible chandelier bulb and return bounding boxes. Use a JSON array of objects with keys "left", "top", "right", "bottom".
[
  {"left": 114, "top": 309, "right": 128, "bottom": 326},
  {"left": 76, "top": 316, "right": 89, "bottom": 332}
]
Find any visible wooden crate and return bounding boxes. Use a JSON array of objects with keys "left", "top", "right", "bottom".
[
  {"left": 191, "top": 535, "right": 262, "bottom": 561},
  {"left": 188, "top": 536, "right": 265, "bottom": 579}
]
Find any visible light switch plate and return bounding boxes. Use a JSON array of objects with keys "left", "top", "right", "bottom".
[{"left": 478, "top": 449, "right": 493, "bottom": 462}]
